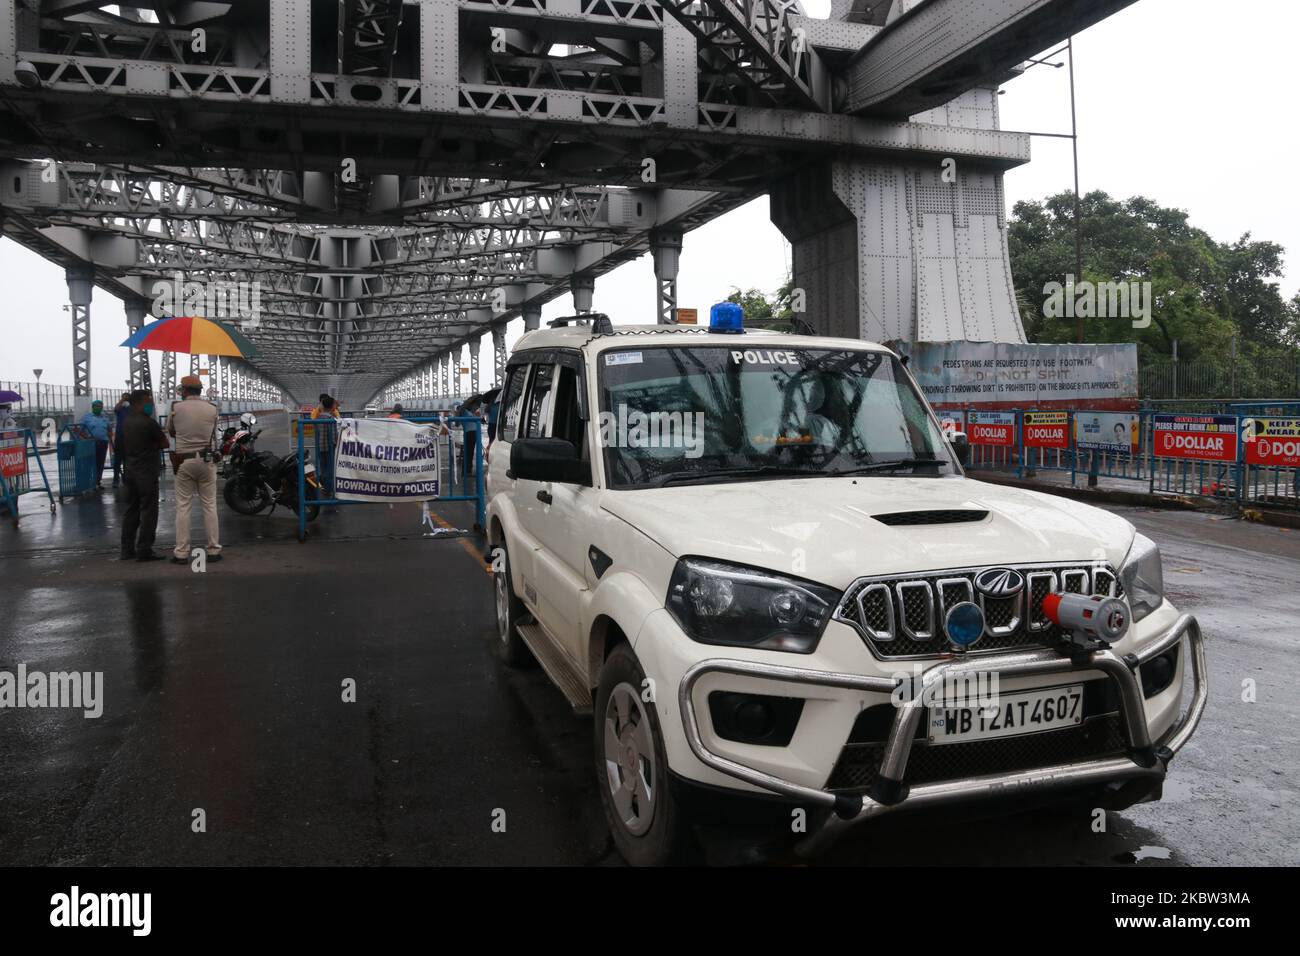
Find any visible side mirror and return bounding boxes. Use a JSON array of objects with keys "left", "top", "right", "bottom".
[
  {"left": 510, "top": 437, "right": 590, "bottom": 485},
  {"left": 947, "top": 430, "right": 970, "bottom": 467}
]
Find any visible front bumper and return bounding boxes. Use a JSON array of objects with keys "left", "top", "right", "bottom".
[{"left": 677, "top": 614, "right": 1207, "bottom": 856}]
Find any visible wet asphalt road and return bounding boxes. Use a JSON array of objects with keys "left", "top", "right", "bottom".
[{"left": 0, "top": 413, "right": 1296, "bottom": 866}]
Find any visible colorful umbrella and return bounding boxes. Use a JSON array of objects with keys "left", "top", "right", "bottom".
[
  {"left": 121, "top": 315, "right": 259, "bottom": 358},
  {"left": 0, "top": 390, "right": 23, "bottom": 403}
]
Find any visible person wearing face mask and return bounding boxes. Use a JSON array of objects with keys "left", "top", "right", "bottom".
[
  {"left": 79, "top": 398, "right": 114, "bottom": 489},
  {"left": 119, "top": 389, "right": 169, "bottom": 561}
]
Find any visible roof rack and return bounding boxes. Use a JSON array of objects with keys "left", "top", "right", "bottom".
[{"left": 547, "top": 313, "right": 613, "bottom": 335}]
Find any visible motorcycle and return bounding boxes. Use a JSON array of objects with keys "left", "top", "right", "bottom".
[
  {"left": 223, "top": 445, "right": 322, "bottom": 521},
  {"left": 219, "top": 413, "right": 260, "bottom": 479}
]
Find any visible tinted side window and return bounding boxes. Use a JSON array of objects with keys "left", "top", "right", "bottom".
[
  {"left": 498, "top": 364, "right": 529, "bottom": 443},
  {"left": 523, "top": 364, "right": 556, "bottom": 438},
  {"left": 552, "top": 366, "right": 586, "bottom": 458}
]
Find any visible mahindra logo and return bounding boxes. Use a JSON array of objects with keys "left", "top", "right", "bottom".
[{"left": 974, "top": 567, "right": 1025, "bottom": 599}]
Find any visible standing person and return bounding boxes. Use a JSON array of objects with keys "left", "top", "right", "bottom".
[
  {"left": 111, "top": 392, "right": 131, "bottom": 488},
  {"left": 311, "top": 394, "right": 341, "bottom": 495},
  {"left": 79, "top": 399, "right": 114, "bottom": 489},
  {"left": 167, "top": 375, "right": 222, "bottom": 564},
  {"left": 0, "top": 401, "right": 17, "bottom": 431},
  {"left": 456, "top": 397, "right": 482, "bottom": 482},
  {"left": 119, "top": 389, "right": 168, "bottom": 561},
  {"left": 386, "top": 403, "right": 404, "bottom": 419}
]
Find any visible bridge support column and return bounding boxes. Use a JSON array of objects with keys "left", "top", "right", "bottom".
[
  {"left": 769, "top": 131, "right": 1025, "bottom": 345},
  {"left": 492, "top": 326, "right": 507, "bottom": 386},
  {"left": 65, "top": 267, "right": 93, "bottom": 396},
  {"left": 571, "top": 276, "right": 595, "bottom": 314},
  {"left": 651, "top": 230, "right": 683, "bottom": 325},
  {"left": 123, "top": 297, "right": 152, "bottom": 390},
  {"left": 523, "top": 303, "right": 542, "bottom": 332},
  {"left": 470, "top": 335, "right": 481, "bottom": 394},
  {"left": 160, "top": 352, "right": 176, "bottom": 400}
]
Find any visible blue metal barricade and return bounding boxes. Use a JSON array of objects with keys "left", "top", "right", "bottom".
[
  {"left": 294, "top": 415, "right": 486, "bottom": 541},
  {"left": 0, "top": 428, "right": 57, "bottom": 525},
  {"left": 56, "top": 424, "right": 98, "bottom": 501}
]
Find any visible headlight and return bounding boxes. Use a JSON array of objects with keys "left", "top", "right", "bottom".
[
  {"left": 1119, "top": 532, "right": 1164, "bottom": 623},
  {"left": 667, "top": 558, "right": 840, "bottom": 654}
]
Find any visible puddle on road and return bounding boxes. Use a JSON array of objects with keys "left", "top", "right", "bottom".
[{"left": 1114, "top": 845, "right": 1173, "bottom": 864}]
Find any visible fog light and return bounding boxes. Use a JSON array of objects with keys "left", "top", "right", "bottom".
[
  {"left": 707, "top": 692, "right": 805, "bottom": 746},
  {"left": 1140, "top": 646, "right": 1179, "bottom": 698},
  {"left": 945, "top": 601, "right": 985, "bottom": 649}
]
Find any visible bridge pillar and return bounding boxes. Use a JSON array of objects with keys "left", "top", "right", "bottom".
[
  {"left": 522, "top": 303, "right": 542, "bottom": 332},
  {"left": 65, "top": 267, "right": 94, "bottom": 396},
  {"left": 492, "top": 325, "right": 507, "bottom": 385},
  {"left": 123, "top": 297, "right": 152, "bottom": 390},
  {"left": 769, "top": 92, "right": 1026, "bottom": 346},
  {"left": 571, "top": 276, "right": 595, "bottom": 314},
  {"left": 160, "top": 352, "right": 176, "bottom": 400},
  {"left": 651, "top": 230, "right": 683, "bottom": 325},
  {"left": 470, "top": 335, "right": 481, "bottom": 394}
]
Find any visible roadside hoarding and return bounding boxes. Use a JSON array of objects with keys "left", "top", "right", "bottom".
[
  {"left": 967, "top": 411, "right": 1016, "bottom": 447},
  {"left": 907, "top": 342, "right": 1139, "bottom": 411},
  {"left": 1075, "top": 412, "right": 1139, "bottom": 453},
  {"left": 0, "top": 430, "right": 29, "bottom": 494},
  {"left": 1022, "top": 411, "right": 1070, "bottom": 450},
  {"left": 1243, "top": 418, "right": 1300, "bottom": 469},
  {"left": 1152, "top": 415, "right": 1239, "bottom": 463}
]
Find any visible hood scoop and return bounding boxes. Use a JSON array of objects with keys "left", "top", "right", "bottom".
[{"left": 872, "top": 509, "right": 989, "bottom": 527}]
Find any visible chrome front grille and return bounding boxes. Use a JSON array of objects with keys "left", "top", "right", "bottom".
[{"left": 835, "top": 563, "right": 1124, "bottom": 659}]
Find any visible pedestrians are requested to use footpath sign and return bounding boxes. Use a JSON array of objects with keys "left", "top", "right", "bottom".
[{"left": 333, "top": 418, "right": 442, "bottom": 502}]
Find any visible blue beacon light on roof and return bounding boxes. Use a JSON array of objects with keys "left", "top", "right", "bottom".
[{"left": 709, "top": 302, "right": 745, "bottom": 334}]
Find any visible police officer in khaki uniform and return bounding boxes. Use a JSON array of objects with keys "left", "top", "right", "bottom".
[{"left": 167, "top": 374, "right": 223, "bottom": 564}]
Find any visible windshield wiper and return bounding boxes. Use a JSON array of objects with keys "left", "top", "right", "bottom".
[
  {"left": 652, "top": 465, "right": 820, "bottom": 487},
  {"left": 830, "top": 459, "right": 948, "bottom": 476}
]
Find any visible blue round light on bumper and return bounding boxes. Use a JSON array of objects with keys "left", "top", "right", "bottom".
[{"left": 945, "top": 601, "right": 985, "bottom": 649}]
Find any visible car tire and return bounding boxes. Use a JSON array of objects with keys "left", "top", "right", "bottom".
[
  {"left": 595, "top": 644, "right": 696, "bottom": 866},
  {"left": 492, "top": 542, "right": 532, "bottom": 667}
]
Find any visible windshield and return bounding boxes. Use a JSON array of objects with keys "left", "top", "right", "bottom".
[{"left": 597, "top": 345, "right": 956, "bottom": 489}]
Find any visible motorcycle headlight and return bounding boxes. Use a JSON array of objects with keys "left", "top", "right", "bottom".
[
  {"left": 666, "top": 558, "right": 840, "bottom": 654},
  {"left": 1119, "top": 532, "right": 1164, "bottom": 623}
]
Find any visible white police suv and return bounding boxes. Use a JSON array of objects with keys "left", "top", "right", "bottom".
[{"left": 485, "top": 305, "right": 1206, "bottom": 865}]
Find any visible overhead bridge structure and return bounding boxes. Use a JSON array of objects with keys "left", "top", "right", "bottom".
[{"left": 0, "top": 0, "right": 1138, "bottom": 409}]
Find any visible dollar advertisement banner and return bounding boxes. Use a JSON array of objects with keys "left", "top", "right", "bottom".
[
  {"left": 1023, "top": 411, "right": 1071, "bottom": 450},
  {"left": 333, "top": 418, "right": 441, "bottom": 502},
  {"left": 1243, "top": 418, "right": 1300, "bottom": 469},
  {"left": 967, "top": 410, "right": 1017, "bottom": 446},
  {"left": 1152, "top": 415, "right": 1239, "bottom": 463},
  {"left": 907, "top": 342, "right": 1138, "bottom": 410},
  {"left": 0, "top": 430, "right": 29, "bottom": 495}
]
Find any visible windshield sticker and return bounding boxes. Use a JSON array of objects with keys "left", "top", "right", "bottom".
[
  {"left": 731, "top": 349, "right": 800, "bottom": 365},
  {"left": 605, "top": 352, "right": 643, "bottom": 366}
]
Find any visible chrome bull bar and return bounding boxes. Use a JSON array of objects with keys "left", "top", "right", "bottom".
[{"left": 677, "top": 614, "right": 1207, "bottom": 855}]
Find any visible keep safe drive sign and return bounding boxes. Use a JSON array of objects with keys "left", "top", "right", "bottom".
[
  {"left": 1152, "top": 415, "right": 1239, "bottom": 463},
  {"left": 1244, "top": 418, "right": 1300, "bottom": 469},
  {"left": 1023, "top": 412, "right": 1070, "bottom": 450},
  {"left": 333, "top": 418, "right": 442, "bottom": 502},
  {"left": 967, "top": 411, "right": 1016, "bottom": 447}
]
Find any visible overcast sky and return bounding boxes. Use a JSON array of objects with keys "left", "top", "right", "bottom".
[{"left": 1, "top": 0, "right": 1295, "bottom": 396}]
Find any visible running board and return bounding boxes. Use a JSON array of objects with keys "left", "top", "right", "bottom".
[{"left": 516, "top": 622, "right": 592, "bottom": 715}]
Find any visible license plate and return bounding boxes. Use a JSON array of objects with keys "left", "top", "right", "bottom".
[{"left": 928, "top": 684, "right": 1084, "bottom": 745}]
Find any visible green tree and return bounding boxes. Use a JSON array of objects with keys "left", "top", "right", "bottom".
[{"left": 725, "top": 280, "right": 796, "bottom": 330}]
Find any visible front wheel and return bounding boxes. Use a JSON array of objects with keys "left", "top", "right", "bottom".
[
  {"left": 595, "top": 644, "right": 695, "bottom": 866},
  {"left": 223, "top": 476, "right": 269, "bottom": 515},
  {"left": 492, "top": 542, "right": 533, "bottom": 667}
]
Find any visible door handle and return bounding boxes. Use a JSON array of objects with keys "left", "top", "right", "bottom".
[{"left": 536, "top": 490, "right": 553, "bottom": 505}]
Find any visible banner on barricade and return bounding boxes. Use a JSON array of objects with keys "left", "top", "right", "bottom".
[
  {"left": 1023, "top": 412, "right": 1071, "bottom": 450},
  {"left": 333, "top": 418, "right": 441, "bottom": 502},
  {"left": 968, "top": 411, "right": 1016, "bottom": 447},
  {"left": 1075, "top": 412, "right": 1139, "bottom": 453},
  {"left": 1243, "top": 418, "right": 1300, "bottom": 469},
  {"left": 1152, "top": 415, "right": 1239, "bottom": 463},
  {"left": 0, "top": 430, "right": 29, "bottom": 494},
  {"left": 907, "top": 342, "right": 1138, "bottom": 411}
]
